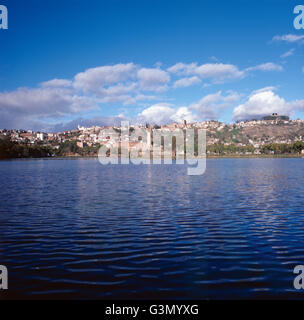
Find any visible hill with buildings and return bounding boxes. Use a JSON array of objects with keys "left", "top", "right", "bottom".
[{"left": 2, "top": 114, "right": 304, "bottom": 158}]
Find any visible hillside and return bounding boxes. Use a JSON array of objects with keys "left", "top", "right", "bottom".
[{"left": 205, "top": 120, "right": 304, "bottom": 148}]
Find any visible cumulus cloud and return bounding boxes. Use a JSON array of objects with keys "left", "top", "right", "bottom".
[
  {"left": 171, "top": 107, "right": 198, "bottom": 123},
  {"left": 0, "top": 87, "right": 99, "bottom": 130},
  {"left": 168, "top": 62, "right": 244, "bottom": 82},
  {"left": 46, "top": 63, "right": 171, "bottom": 106},
  {"left": 73, "top": 63, "right": 137, "bottom": 93},
  {"left": 137, "top": 90, "right": 240, "bottom": 125},
  {"left": 137, "top": 68, "right": 170, "bottom": 92},
  {"left": 96, "top": 83, "right": 138, "bottom": 105},
  {"left": 173, "top": 76, "right": 201, "bottom": 88},
  {"left": 195, "top": 64, "right": 244, "bottom": 81},
  {"left": 0, "top": 62, "right": 172, "bottom": 131},
  {"left": 272, "top": 34, "right": 304, "bottom": 43},
  {"left": 137, "top": 103, "right": 176, "bottom": 124},
  {"left": 246, "top": 62, "right": 283, "bottom": 72},
  {"left": 137, "top": 103, "right": 196, "bottom": 125},
  {"left": 233, "top": 88, "right": 304, "bottom": 120},
  {"left": 136, "top": 91, "right": 240, "bottom": 125},
  {"left": 0, "top": 87, "right": 97, "bottom": 117},
  {"left": 2, "top": 60, "right": 302, "bottom": 132},
  {"left": 99, "top": 83, "right": 137, "bottom": 96},
  {"left": 168, "top": 61, "right": 283, "bottom": 85},
  {"left": 167, "top": 62, "right": 198, "bottom": 74},
  {"left": 189, "top": 91, "right": 240, "bottom": 119},
  {"left": 72, "top": 63, "right": 171, "bottom": 101}
]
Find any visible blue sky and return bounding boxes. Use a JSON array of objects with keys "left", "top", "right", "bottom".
[{"left": 0, "top": 0, "right": 304, "bottom": 131}]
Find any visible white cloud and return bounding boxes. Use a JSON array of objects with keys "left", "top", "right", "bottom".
[
  {"left": 190, "top": 92, "right": 223, "bottom": 110},
  {"left": 72, "top": 63, "right": 170, "bottom": 104},
  {"left": 134, "top": 94, "right": 157, "bottom": 101},
  {"left": 168, "top": 62, "right": 244, "bottom": 82},
  {"left": 169, "top": 61, "right": 284, "bottom": 86},
  {"left": 100, "top": 94, "right": 134, "bottom": 105},
  {"left": 96, "top": 83, "right": 138, "bottom": 105},
  {"left": 137, "top": 91, "right": 238, "bottom": 124},
  {"left": 195, "top": 63, "right": 244, "bottom": 80},
  {"left": 0, "top": 87, "right": 99, "bottom": 130},
  {"left": 246, "top": 62, "right": 283, "bottom": 72},
  {"left": 280, "top": 49, "right": 295, "bottom": 59},
  {"left": 3, "top": 60, "right": 304, "bottom": 131},
  {"left": 137, "top": 103, "right": 176, "bottom": 124},
  {"left": 42, "top": 63, "right": 171, "bottom": 99},
  {"left": 233, "top": 88, "right": 304, "bottom": 120},
  {"left": 40, "top": 79, "right": 73, "bottom": 88},
  {"left": 0, "top": 87, "right": 97, "bottom": 117},
  {"left": 272, "top": 34, "right": 304, "bottom": 43},
  {"left": 167, "top": 62, "right": 197, "bottom": 74},
  {"left": 251, "top": 86, "right": 277, "bottom": 95},
  {"left": 74, "top": 63, "right": 137, "bottom": 94},
  {"left": 173, "top": 76, "right": 201, "bottom": 88},
  {"left": 137, "top": 68, "right": 170, "bottom": 92},
  {"left": 137, "top": 103, "right": 196, "bottom": 125},
  {"left": 0, "top": 63, "right": 172, "bottom": 130},
  {"left": 171, "top": 107, "right": 198, "bottom": 123},
  {"left": 99, "top": 83, "right": 137, "bottom": 96},
  {"left": 190, "top": 91, "right": 240, "bottom": 119}
]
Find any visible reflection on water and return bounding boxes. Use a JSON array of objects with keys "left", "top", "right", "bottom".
[{"left": 1, "top": 158, "right": 304, "bottom": 299}]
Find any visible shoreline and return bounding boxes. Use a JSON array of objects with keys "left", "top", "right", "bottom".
[
  {"left": 206, "top": 154, "right": 304, "bottom": 159},
  {"left": 1, "top": 153, "right": 304, "bottom": 161}
]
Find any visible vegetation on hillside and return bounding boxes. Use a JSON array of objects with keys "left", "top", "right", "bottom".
[
  {"left": 261, "top": 141, "right": 304, "bottom": 154},
  {"left": 0, "top": 137, "right": 53, "bottom": 159},
  {"left": 56, "top": 140, "right": 102, "bottom": 156},
  {"left": 2, "top": 135, "right": 304, "bottom": 159},
  {"left": 207, "top": 144, "right": 255, "bottom": 154},
  {"left": 0, "top": 137, "right": 103, "bottom": 159}
]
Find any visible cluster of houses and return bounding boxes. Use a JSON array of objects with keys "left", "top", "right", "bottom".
[{"left": 1, "top": 114, "right": 304, "bottom": 153}]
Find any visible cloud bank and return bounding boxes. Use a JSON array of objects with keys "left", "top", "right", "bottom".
[
  {"left": 0, "top": 60, "right": 299, "bottom": 131},
  {"left": 233, "top": 88, "right": 304, "bottom": 121}
]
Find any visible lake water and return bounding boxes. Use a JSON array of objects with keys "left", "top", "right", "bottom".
[{"left": 1, "top": 158, "right": 304, "bottom": 299}]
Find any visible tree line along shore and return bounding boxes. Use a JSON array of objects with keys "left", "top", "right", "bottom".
[{"left": 1, "top": 136, "right": 304, "bottom": 160}]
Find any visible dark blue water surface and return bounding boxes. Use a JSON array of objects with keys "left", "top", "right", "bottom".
[{"left": 1, "top": 158, "right": 304, "bottom": 299}]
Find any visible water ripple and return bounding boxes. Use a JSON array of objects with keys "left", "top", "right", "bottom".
[{"left": 1, "top": 158, "right": 304, "bottom": 299}]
